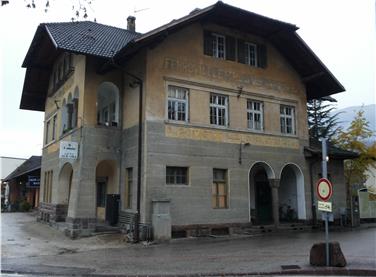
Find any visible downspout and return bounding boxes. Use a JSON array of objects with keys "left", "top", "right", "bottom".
[
  {"left": 110, "top": 59, "right": 143, "bottom": 243},
  {"left": 118, "top": 72, "right": 125, "bottom": 216},
  {"left": 309, "top": 158, "right": 317, "bottom": 226}
]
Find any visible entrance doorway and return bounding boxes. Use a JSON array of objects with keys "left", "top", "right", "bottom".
[
  {"left": 279, "top": 163, "right": 306, "bottom": 221},
  {"left": 95, "top": 160, "right": 119, "bottom": 224},
  {"left": 96, "top": 179, "right": 107, "bottom": 221},
  {"left": 249, "top": 162, "right": 275, "bottom": 225},
  {"left": 255, "top": 171, "right": 273, "bottom": 224}
]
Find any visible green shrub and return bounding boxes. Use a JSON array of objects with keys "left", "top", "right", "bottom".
[{"left": 19, "top": 201, "right": 31, "bottom": 212}]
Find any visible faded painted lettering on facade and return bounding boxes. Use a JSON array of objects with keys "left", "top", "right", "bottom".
[
  {"left": 165, "top": 125, "right": 300, "bottom": 149},
  {"left": 163, "top": 57, "right": 299, "bottom": 95}
]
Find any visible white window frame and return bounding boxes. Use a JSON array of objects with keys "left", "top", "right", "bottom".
[
  {"left": 52, "top": 114, "right": 57, "bottom": 141},
  {"left": 45, "top": 120, "right": 50, "bottom": 145},
  {"left": 245, "top": 42, "right": 258, "bottom": 67},
  {"left": 247, "top": 100, "right": 263, "bottom": 131},
  {"left": 280, "top": 105, "right": 296, "bottom": 135},
  {"left": 44, "top": 112, "right": 58, "bottom": 145},
  {"left": 167, "top": 86, "right": 189, "bottom": 122},
  {"left": 210, "top": 93, "right": 229, "bottom": 127},
  {"left": 212, "top": 33, "right": 226, "bottom": 59}
]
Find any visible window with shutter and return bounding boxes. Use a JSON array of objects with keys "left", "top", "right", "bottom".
[
  {"left": 226, "top": 36, "right": 236, "bottom": 61},
  {"left": 257, "top": 44, "right": 267, "bottom": 68},
  {"left": 203, "top": 30, "right": 214, "bottom": 56},
  {"left": 237, "top": 39, "right": 246, "bottom": 64}
]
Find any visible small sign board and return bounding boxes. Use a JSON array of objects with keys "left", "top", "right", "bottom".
[
  {"left": 27, "top": 176, "right": 40, "bottom": 188},
  {"left": 317, "top": 178, "right": 333, "bottom": 201},
  {"left": 318, "top": 201, "right": 332, "bottom": 212},
  {"left": 321, "top": 211, "right": 334, "bottom": 222},
  {"left": 59, "top": 141, "right": 78, "bottom": 160}
]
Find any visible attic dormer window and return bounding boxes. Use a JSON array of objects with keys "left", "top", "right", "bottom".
[
  {"left": 213, "top": 33, "right": 225, "bottom": 59},
  {"left": 245, "top": 42, "right": 257, "bottom": 67},
  {"left": 238, "top": 39, "right": 267, "bottom": 68},
  {"left": 204, "top": 31, "right": 236, "bottom": 61}
]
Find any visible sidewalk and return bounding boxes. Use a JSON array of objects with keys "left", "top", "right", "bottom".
[{"left": 1, "top": 212, "right": 376, "bottom": 276}]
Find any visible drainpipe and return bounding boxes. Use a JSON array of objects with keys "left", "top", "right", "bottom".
[
  {"left": 309, "top": 158, "right": 318, "bottom": 226},
  {"left": 110, "top": 59, "right": 143, "bottom": 243}
]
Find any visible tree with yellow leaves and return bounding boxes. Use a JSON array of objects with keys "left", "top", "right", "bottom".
[{"left": 335, "top": 109, "right": 376, "bottom": 209}]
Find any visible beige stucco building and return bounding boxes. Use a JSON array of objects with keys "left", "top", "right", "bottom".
[{"left": 20, "top": 2, "right": 354, "bottom": 239}]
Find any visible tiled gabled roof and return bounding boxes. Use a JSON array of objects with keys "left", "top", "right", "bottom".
[
  {"left": 45, "top": 21, "right": 140, "bottom": 58},
  {"left": 22, "top": 21, "right": 140, "bottom": 68},
  {"left": 3, "top": 156, "right": 41, "bottom": 181}
]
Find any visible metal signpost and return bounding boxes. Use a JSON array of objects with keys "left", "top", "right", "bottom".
[{"left": 317, "top": 138, "right": 333, "bottom": 267}]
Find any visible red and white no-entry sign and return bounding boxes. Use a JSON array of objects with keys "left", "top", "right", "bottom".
[{"left": 316, "top": 178, "right": 333, "bottom": 201}]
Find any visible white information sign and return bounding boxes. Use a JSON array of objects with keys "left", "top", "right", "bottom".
[
  {"left": 318, "top": 201, "right": 332, "bottom": 212},
  {"left": 59, "top": 141, "right": 78, "bottom": 159}
]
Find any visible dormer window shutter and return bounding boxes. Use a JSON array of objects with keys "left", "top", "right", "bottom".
[
  {"left": 203, "top": 30, "right": 214, "bottom": 56},
  {"left": 237, "top": 39, "right": 246, "bottom": 64},
  {"left": 225, "top": 36, "right": 236, "bottom": 61},
  {"left": 257, "top": 44, "right": 267, "bottom": 68}
]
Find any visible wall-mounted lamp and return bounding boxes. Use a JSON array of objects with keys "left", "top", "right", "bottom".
[
  {"left": 237, "top": 86, "right": 243, "bottom": 98},
  {"left": 54, "top": 100, "right": 60, "bottom": 109},
  {"left": 239, "top": 141, "right": 251, "bottom": 164}
]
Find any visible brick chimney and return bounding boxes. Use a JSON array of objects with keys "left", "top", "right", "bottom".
[{"left": 127, "top": 16, "right": 136, "bottom": 32}]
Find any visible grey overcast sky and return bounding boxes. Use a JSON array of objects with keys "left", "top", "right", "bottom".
[{"left": 0, "top": 0, "right": 375, "bottom": 159}]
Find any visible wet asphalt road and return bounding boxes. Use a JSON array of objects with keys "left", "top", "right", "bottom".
[{"left": 1, "top": 212, "right": 376, "bottom": 276}]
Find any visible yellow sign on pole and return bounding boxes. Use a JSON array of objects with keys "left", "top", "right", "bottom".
[{"left": 318, "top": 201, "right": 332, "bottom": 212}]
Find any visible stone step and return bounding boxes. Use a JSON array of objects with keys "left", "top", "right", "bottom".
[
  {"left": 242, "top": 223, "right": 312, "bottom": 235},
  {"left": 93, "top": 224, "right": 121, "bottom": 235}
]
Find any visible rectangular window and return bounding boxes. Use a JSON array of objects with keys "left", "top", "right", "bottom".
[
  {"left": 167, "top": 86, "right": 188, "bottom": 122},
  {"left": 280, "top": 105, "right": 296, "bottom": 134},
  {"left": 124, "top": 168, "right": 133, "bottom": 209},
  {"left": 212, "top": 169, "right": 228, "bottom": 209},
  {"left": 166, "top": 167, "right": 188, "bottom": 185},
  {"left": 43, "top": 170, "right": 53, "bottom": 203},
  {"left": 212, "top": 34, "right": 226, "bottom": 59},
  {"left": 52, "top": 115, "right": 57, "bottom": 141},
  {"left": 245, "top": 42, "right": 257, "bottom": 66},
  {"left": 45, "top": 120, "right": 50, "bottom": 144},
  {"left": 48, "top": 171, "right": 53, "bottom": 202},
  {"left": 210, "top": 94, "right": 228, "bottom": 126},
  {"left": 43, "top": 171, "right": 48, "bottom": 202},
  {"left": 247, "top": 100, "right": 263, "bottom": 131}
]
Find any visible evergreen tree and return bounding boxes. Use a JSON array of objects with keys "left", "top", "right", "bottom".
[{"left": 307, "top": 97, "right": 341, "bottom": 141}]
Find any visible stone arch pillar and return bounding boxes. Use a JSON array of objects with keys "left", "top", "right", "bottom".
[{"left": 269, "top": 178, "right": 280, "bottom": 228}]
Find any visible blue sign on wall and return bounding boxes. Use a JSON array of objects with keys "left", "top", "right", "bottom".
[{"left": 27, "top": 176, "right": 40, "bottom": 188}]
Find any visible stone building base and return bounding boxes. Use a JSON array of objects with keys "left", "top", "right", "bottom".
[
  {"left": 65, "top": 217, "right": 97, "bottom": 238},
  {"left": 38, "top": 202, "right": 68, "bottom": 223},
  {"left": 171, "top": 222, "right": 252, "bottom": 238}
]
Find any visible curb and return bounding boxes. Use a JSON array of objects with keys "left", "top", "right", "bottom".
[{"left": 2, "top": 268, "right": 376, "bottom": 276}]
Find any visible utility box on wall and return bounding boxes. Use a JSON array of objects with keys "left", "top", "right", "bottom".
[{"left": 152, "top": 199, "right": 171, "bottom": 241}]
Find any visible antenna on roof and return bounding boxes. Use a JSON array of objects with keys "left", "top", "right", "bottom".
[{"left": 134, "top": 7, "right": 150, "bottom": 14}]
